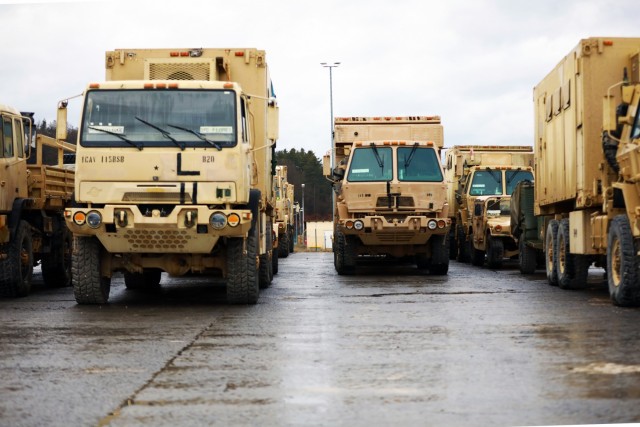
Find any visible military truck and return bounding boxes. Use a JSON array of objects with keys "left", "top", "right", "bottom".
[
  {"left": 62, "top": 48, "right": 279, "bottom": 305},
  {"left": 0, "top": 104, "right": 75, "bottom": 297},
  {"left": 324, "top": 116, "right": 450, "bottom": 275},
  {"left": 274, "top": 165, "right": 295, "bottom": 258},
  {"left": 443, "top": 145, "right": 533, "bottom": 268},
  {"left": 532, "top": 37, "right": 640, "bottom": 306}
]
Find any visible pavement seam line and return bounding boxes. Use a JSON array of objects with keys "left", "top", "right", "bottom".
[{"left": 97, "top": 322, "right": 215, "bottom": 426}]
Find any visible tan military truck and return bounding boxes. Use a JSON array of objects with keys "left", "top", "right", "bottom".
[
  {"left": 443, "top": 145, "right": 533, "bottom": 268},
  {"left": 533, "top": 37, "right": 640, "bottom": 306},
  {"left": 62, "top": 48, "right": 279, "bottom": 305},
  {"left": 324, "top": 116, "right": 450, "bottom": 275},
  {"left": 274, "top": 165, "right": 295, "bottom": 258},
  {"left": 0, "top": 104, "right": 74, "bottom": 297}
]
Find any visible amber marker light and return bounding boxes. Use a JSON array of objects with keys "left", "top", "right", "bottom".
[
  {"left": 73, "top": 211, "right": 86, "bottom": 226},
  {"left": 227, "top": 213, "right": 241, "bottom": 227}
]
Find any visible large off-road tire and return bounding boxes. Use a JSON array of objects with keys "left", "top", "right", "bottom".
[
  {"left": 72, "top": 236, "right": 111, "bottom": 304},
  {"left": 448, "top": 228, "right": 457, "bottom": 260},
  {"left": 457, "top": 225, "right": 470, "bottom": 263},
  {"left": 259, "top": 223, "right": 273, "bottom": 289},
  {"left": 42, "top": 225, "right": 72, "bottom": 288},
  {"left": 226, "top": 229, "right": 259, "bottom": 304},
  {"left": 518, "top": 237, "right": 537, "bottom": 274},
  {"left": 272, "top": 241, "right": 279, "bottom": 275},
  {"left": 486, "top": 236, "right": 504, "bottom": 269},
  {"left": 289, "top": 229, "right": 294, "bottom": 253},
  {"left": 545, "top": 220, "right": 559, "bottom": 286},
  {"left": 278, "top": 231, "right": 289, "bottom": 258},
  {"left": 471, "top": 244, "right": 485, "bottom": 266},
  {"left": 124, "top": 269, "right": 162, "bottom": 290},
  {"left": 607, "top": 215, "right": 640, "bottom": 306},
  {"left": 334, "top": 231, "right": 356, "bottom": 275},
  {"left": 556, "top": 218, "right": 589, "bottom": 290},
  {"left": 429, "top": 234, "right": 450, "bottom": 275},
  {"left": 0, "top": 220, "right": 33, "bottom": 297}
]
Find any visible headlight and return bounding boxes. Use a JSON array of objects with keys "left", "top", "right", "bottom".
[
  {"left": 210, "top": 212, "right": 227, "bottom": 230},
  {"left": 427, "top": 220, "right": 437, "bottom": 230},
  {"left": 86, "top": 211, "right": 102, "bottom": 229},
  {"left": 437, "top": 220, "right": 447, "bottom": 229},
  {"left": 354, "top": 220, "right": 364, "bottom": 230}
]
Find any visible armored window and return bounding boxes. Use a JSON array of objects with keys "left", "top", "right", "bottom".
[
  {"left": 2, "top": 116, "right": 13, "bottom": 158},
  {"left": 347, "top": 146, "right": 392, "bottom": 182},
  {"left": 397, "top": 146, "right": 443, "bottom": 182},
  {"left": 505, "top": 170, "right": 534, "bottom": 195},
  {"left": 469, "top": 170, "right": 503, "bottom": 196}
]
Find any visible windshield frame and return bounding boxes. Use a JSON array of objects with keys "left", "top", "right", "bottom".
[{"left": 79, "top": 88, "right": 238, "bottom": 149}]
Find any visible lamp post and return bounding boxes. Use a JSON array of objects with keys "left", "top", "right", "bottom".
[
  {"left": 320, "top": 62, "right": 340, "bottom": 169},
  {"left": 301, "top": 183, "right": 305, "bottom": 246}
]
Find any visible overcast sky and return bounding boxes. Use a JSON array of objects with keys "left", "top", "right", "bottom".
[{"left": 0, "top": 0, "right": 637, "bottom": 157}]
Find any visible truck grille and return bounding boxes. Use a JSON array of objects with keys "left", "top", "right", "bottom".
[
  {"left": 123, "top": 229, "right": 191, "bottom": 250},
  {"left": 376, "top": 232, "right": 416, "bottom": 243},
  {"left": 148, "top": 63, "right": 211, "bottom": 80},
  {"left": 376, "top": 196, "right": 415, "bottom": 208}
]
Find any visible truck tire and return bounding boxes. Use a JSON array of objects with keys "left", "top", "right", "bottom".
[
  {"left": 0, "top": 220, "right": 33, "bottom": 297},
  {"left": 124, "top": 269, "right": 162, "bottom": 290},
  {"left": 259, "top": 222, "right": 273, "bottom": 289},
  {"left": 518, "top": 237, "right": 537, "bottom": 274},
  {"left": 272, "top": 240, "right": 279, "bottom": 275},
  {"left": 226, "top": 228, "right": 259, "bottom": 304},
  {"left": 471, "top": 245, "right": 485, "bottom": 266},
  {"left": 278, "top": 231, "right": 289, "bottom": 258},
  {"left": 448, "top": 228, "right": 457, "bottom": 260},
  {"left": 42, "top": 226, "right": 72, "bottom": 288},
  {"left": 486, "top": 236, "right": 504, "bottom": 269},
  {"left": 72, "top": 236, "right": 111, "bottom": 304},
  {"left": 288, "top": 229, "right": 294, "bottom": 253},
  {"left": 545, "top": 220, "right": 559, "bottom": 286},
  {"left": 429, "top": 234, "right": 450, "bottom": 275},
  {"left": 607, "top": 215, "right": 640, "bottom": 306},
  {"left": 556, "top": 218, "right": 589, "bottom": 290},
  {"left": 334, "top": 231, "right": 356, "bottom": 275},
  {"left": 457, "top": 225, "right": 470, "bottom": 263}
]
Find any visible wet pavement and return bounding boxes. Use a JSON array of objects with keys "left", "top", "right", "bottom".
[{"left": 1, "top": 252, "right": 640, "bottom": 426}]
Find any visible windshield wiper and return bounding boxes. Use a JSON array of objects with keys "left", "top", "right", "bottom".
[
  {"left": 88, "top": 126, "right": 142, "bottom": 150},
  {"left": 135, "top": 116, "right": 185, "bottom": 151},
  {"left": 167, "top": 124, "right": 222, "bottom": 151},
  {"left": 369, "top": 143, "right": 384, "bottom": 169},
  {"left": 404, "top": 143, "right": 419, "bottom": 168}
]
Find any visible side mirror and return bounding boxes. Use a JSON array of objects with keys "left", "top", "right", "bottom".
[{"left": 56, "top": 101, "right": 68, "bottom": 141}]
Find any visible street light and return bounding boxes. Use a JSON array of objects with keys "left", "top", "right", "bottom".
[
  {"left": 320, "top": 62, "right": 340, "bottom": 169},
  {"left": 301, "top": 183, "right": 305, "bottom": 246}
]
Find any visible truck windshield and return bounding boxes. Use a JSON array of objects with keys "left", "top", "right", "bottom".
[
  {"left": 505, "top": 170, "right": 533, "bottom": 195},
  {"left": 397, "top": 147, "right": 443, "bottom": 182},
  {"left": 80, "top": 89, "right": 237, "bottom": 149},
  {"left": 347, "top": 147, "right": 393, "bottom": 182},
  {"left": 469, "top": 170, "right": 503, "bottom": 196},
  {"left": 632, "top": 108, "right": 640, "bottom": 141}
]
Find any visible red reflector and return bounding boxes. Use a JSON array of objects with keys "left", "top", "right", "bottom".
[
  {"left": 180, "top": 52, "right": 189, "bottom": 57},
  {"left": 603, "top": 40, "right": 614, "bottom": 46},
  {"left": 168, "top": 83, "right": 179, "bottom": 89},
  {"left": 143, "top": 83, "right": 154, "bottom": 89},
  {"left": 235, "top": 51, "right": 245, "bottom": 57},
  {"left": 156, "top": 83, "right": 167, "bottom": 89},
  {"left": 89, "top": 83, "right": 100, "bottom": 89},
  {"left": 170, "top": 52, "right": 179, "bottom": 57},
  {"left": 223, "top": 82, "right": 234, "bottom": 89}
]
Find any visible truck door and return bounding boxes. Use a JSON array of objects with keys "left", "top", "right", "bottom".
[{"left": 0, "top": 115, "right": 22, "bottom": 211}]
